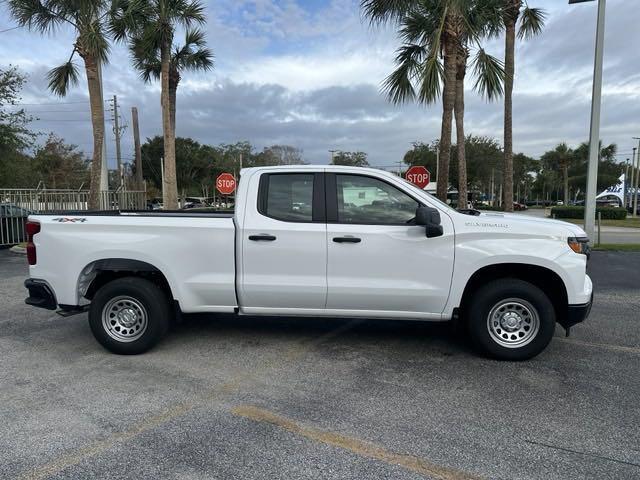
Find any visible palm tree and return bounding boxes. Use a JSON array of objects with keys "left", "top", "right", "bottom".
[
  {"left": 130, "top": 28, "right": 213, "bottom": 137},
  {"left": 542, "top": 143, "right": 573, "bottom": 205},
  {"left": 125, "top": 0, "right": 207, "bottom": 210},
  {"left": 362, "top": 0, "right": 504, "bottom": 205},
  {"left": 453, "top": 7, "right": 503, "bottom": 208},
  {"left": 9, "top": 0, "right": 121, "bottom": 209},
  {"left": 501, "top": 1, "right": 545, "bottom": 211}
]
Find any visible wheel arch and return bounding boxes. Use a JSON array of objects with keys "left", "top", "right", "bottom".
[
  {"left": 77, "top": 258, "right": 175, "bottom": 304},
  {"left": 458, "top": 263, "right": 568, "bottom": 322}
]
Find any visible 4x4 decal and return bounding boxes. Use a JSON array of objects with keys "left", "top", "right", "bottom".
[{"left": 51, "top": 217, "right": 87, "bottom": 223}]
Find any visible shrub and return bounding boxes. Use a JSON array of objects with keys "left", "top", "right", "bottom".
[{"left": 550, "top": 206, "right": 627, "bottom": 220}]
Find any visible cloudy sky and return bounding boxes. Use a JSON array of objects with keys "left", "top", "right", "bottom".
[{"left": 1, "top": 0, "right": 639, "bottom": 170}]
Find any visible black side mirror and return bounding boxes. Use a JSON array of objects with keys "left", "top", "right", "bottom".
[{"left": 415, "top": 205, "right": 444, "bottom": 238}]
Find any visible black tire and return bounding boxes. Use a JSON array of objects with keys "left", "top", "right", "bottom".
[
  {"left": 466, "top": 279, "right": 556, "bottom": 360},
  {"left": 88, "top": 277, "right": 171, "bottom": 354}
]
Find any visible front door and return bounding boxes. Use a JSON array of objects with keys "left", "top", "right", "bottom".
[{"left": 325, "top": 173, "right": 454, "bottom": 317}]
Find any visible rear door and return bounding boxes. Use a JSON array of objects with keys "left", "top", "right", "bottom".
[
  {"left": 239, "top": 171, "right": 327, "bottom": 312},
  {"left": 325, "top": 172, "right": 454, "bottom": 317}
]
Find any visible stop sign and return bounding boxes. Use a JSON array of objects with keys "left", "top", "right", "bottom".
[
  {"left": 405, "top": 166, "right": 430, "bottom": 189},
  {"left": 216, "top": 173, "right": 236, "bottom": 195}
]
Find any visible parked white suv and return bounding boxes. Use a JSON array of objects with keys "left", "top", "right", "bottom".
[{"left": 24, "top": 166, "right": 592, "bottom": 360}]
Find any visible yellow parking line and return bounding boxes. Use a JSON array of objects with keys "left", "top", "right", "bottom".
[
  {"left": 557, "top": 337, "right": 640, "bottom": 355},
  {"left": 231, "top": 405, "right": 483, "bottom": 480},
  {"left": 17, "top": 320, "right": 362, "bottom": 480}
]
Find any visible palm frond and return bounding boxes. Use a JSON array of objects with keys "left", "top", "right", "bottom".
[
  {"left": 108, "top": 0, "right": 147, "bottom": 42},
  {"left": 79, "top": 20, "right": 110, "bottom": 64},
  {"left": 360, "top": 0, "right": 416, "bottom": 26},
  {"left": 129, "top": 34, "right": 161, "bottom": 82},
  {"left": 466, "top": 0, "right": 503, "bottom": 40},
  {"left": 417, "top": 54, "right": 443, "bottom": 104},
  {"left": 8, "top": 0, "right": 65, "bottom": 33},
  {"left": 183, "top": 27, "right": 207, "bottom": 48},
  {"left": 179, "top": 47, "right": 214, "bottom": 71},
  {"left": 399, "top": 8, "right": 440, "bottom": 45},
  {"left": 46, "top": 59, "right": 80, "bottom": 96},
  {"left": 382, "top": 43, "right": 427, "bottom": 105},
  {"left": 471, "top": 48, "right": 504, "bottom": 102},
  {"left": 518, "top": 7, "right": 546, "bottom": 40},
  {"left": 178, "top": 0, "right": 206, "bottom": 28}
]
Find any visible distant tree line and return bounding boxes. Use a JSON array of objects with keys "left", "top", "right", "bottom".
[{"left": 402, "top": 136, "right": 622, "bottom": 204}]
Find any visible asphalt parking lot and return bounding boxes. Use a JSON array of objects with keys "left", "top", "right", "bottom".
[{"left": 1, "top": 249, "right": 639, "bottom": 480}]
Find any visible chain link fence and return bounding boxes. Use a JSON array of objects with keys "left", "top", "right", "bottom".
[{"left": 1, "top": 188, "right": 146, "bottom": 246}]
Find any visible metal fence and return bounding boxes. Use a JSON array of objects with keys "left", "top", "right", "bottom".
[{"left": 0, "top": 188, "right": 146, "bottom": 246}]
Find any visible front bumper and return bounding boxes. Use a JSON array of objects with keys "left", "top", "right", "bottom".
[
  {"left": 24, "top": 279, "right": 57, "bottom": 310},
  {"left": 560, "top": 292, "right": 593, "bottom": 330}
]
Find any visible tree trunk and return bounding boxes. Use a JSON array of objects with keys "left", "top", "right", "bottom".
[
  {"left": 563, "top": 164, "right": 569, "bottom": 205},
  {"left": 455, "top": 48, "right": 468, "bottom": 209},
  {"left": 503, "top": 3, "right": 519, "bottom": 213},
  {"left": 161, "top": 40, "right": 178, "bottom": 209},
  {"left": 437, "top": 34, "right": 458, "bottom": 203},
  {"left": 83, "top": 54, "right": 105, "bottom": 210},
  {"left": 169, "top": 68, "right": 179, "bottom": 133}
]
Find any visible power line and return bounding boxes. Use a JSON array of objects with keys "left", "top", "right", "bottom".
[
  {"left": 9, "top": 109, "right": 89, "bottom": 113},
  {"left": 31, "top": 119, "right": 90, "bottom": 122},
  {"left": 0, "top": 26, "right": 21, "bottom": 34},
  {"left": 14, "top": 101, "right": 90, "bottom": 106}
]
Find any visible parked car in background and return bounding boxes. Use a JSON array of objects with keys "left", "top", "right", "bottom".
[
  {"left": 0, "top": 203, "right": 32, "bottom": 245},
  {"left": 513, "top": 202, "right": 528, "bottom": 211},
  {"left": 147, "top": 198, "right": 163, "bottom": 210},
  {"left": 182, "top": 197, "right": 208, "bottom": 209}
]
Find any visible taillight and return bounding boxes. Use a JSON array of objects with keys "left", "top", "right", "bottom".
[{"left": 26, "top": 221, "right": 40, "bottom": 265}]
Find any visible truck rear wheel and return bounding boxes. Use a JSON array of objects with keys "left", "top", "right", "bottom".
[
  {"left": 88, "top": 277, "right": 171, "bottom": 354},
  {"left": 467, "top": 279, "right": 555, "bottom": 360}
]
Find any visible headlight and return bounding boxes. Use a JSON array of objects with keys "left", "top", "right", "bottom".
[{"left": 568, "top": 236, "right": 590, "bottom": 256}]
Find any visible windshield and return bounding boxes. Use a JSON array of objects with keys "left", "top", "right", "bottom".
[{"left": 397, "top": 177, "right": 457, "bottom": 213}]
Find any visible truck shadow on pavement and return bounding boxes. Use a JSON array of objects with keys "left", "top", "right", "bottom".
[{"left": 166, "top": 313, "right": 475, "bottom": 358}]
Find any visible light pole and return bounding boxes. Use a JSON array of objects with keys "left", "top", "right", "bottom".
[
  {"left": 633, "top": 138, "right": 640, "bottom": 217},
  {"left": 624, "top": 158, "right": 630, "bottom": 208},
  {"left": 569, "top": 0, "right": 606, "bottom": 240},
  {"left": 630, "top": 147, "right": 637, "bottom": 209}
]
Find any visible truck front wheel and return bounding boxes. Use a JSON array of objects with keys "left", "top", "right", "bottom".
[
  {"left": 467, "top": 279, "right": 556, "bottom": 360},
  {"left": 88, "top": 277, "right": 171, "bottom": 354}
]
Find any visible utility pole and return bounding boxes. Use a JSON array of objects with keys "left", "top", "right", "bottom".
[
  {"left": 633, "top": 139, "right": 640, "bottom": 217},
  {"left": 569, "top": 0, "right": 607, "bottom": 240},
  {"left": 131, "top": 107, "right": 143, "bottom": 190},
  {"left": 108, "top": 95, "right": 125, "bottom": 188},
  {"left": 97, "top": 63, "right": 108, "bottom": 198},
  {"left": 630, "top": 148, "right": 637, "bottom": 209}
]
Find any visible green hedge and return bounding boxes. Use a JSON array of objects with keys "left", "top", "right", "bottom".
[{"left": 550, "top": 206, "right": 627, "bottom": 220}]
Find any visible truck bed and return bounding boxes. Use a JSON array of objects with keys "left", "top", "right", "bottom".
[{"left": 28, "top": 212, "right": 238, "bottom": 313}]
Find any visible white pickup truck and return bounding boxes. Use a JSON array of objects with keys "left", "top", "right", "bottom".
[{"left": 23, "top": 166, "right": 593, "bottom": 360}]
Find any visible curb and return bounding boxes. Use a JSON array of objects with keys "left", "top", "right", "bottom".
[{"left": 9, "top": 245, "right": 26, "bottom": 255}]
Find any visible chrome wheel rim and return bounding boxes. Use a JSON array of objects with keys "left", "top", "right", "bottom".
[
  {"left": 101, "top": 296, "right": 148, "bottom": 342},
  {"left": 487, "top": 298, "right": 540, "bottom": 349}
]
